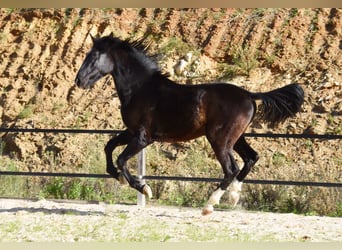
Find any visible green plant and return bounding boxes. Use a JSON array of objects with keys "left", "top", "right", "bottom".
[
  {"left": 74, "top": 111, "right": 91, "bottom": 127},
  {"left": 159, "top": 37, "right": 196, "bottom": 57},
  {"left": 289, "top": 8, "right": 298, "bottom": 18},
  {"left": 167, "top": 182, "right": 208, "bottom": 208},
  {"left": 72, "top": 16, "right": 81, "bottom": 28},
  {"left": 229, "top": 45, "right": 259, "bottom": 75},
  {"left": 0, "top": 139, "right": 5, "bottom": 156},
  {"left": 42, "top": 178, "right": 92, "bottom": 200},
  {"left": 212, "top": 9, "right": 226, "bottom": 21},
  {"left": 304, "top": 139, "right": 313, "bottom": 150},
  {"left": 43, "top": 177, "right": 65, "bottom": 199},
  {"left": 17, "top": 105, "right": 34, "bottom": 119},
  {"left": 330, "top": 202, "right": 342, "bottom": 217},
  {"left": 40, "top": 176, "right": 137, "bottom": 204},
  {"left": 272, "top": 152, "right": 287, "bottom": 166},
  {"left": 332, "top": 156, "right": 342, "bottom": 166},
  {"left": 264, "top": 53, "right": 276, "bottom": 68},
  {"left": 0, "top": 32, "right": 8, "bottom": 43},
  {"left": 0, "top": 156, "right": 29, "bottom": 198},
  {"left": 303, "top": 10, "right": 319, "bottom": 53},
  {"left": 282, "top": 188, "right": 312, "bottom": 214},
  {"left": 52, "top": 102, "right": 65, "bottom": 114},
  {"left": 242, "top": 184, "right": 289, "bottom": 212},
  {"left": 252, "top": 8, "right": 267, "bottom": 17},
  {"left": 216, "top": 63, "right": 238, "bottom": 80}
]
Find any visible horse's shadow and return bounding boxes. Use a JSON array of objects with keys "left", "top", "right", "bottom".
[{"left": 0, "top": 206, "right": 105, "bottom": 216}]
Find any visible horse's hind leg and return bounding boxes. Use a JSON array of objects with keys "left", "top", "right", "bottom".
[
  {"left": 229, "top": 136, "right": 259, "bottom": 206},
  {"left": 202, "top": 136, "right": 240, "bottom": 215},
  {"left": 234, "top": 136, "right": 259, "bottom": 181},
  {"left": 105, "top": 129, "right": 133, "bottom": 182}
]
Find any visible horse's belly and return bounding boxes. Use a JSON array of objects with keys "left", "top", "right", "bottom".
[{"left": 152, "top": 119, "right": 206, "bottom": 142}]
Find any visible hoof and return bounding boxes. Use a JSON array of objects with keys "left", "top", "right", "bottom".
[
  {"left": 228, "top": 191, "right": 240, "bottom": 207},
  {"left": 202, "top": 204, "right": 214, "bottom": 216},
  {"left": 228, "top": 179, "right": 242, "bottom": 207},
  {"left": 143, "top": 184, "right": 153, "bottom": 199},
  {"left": 118, "top": 173, "right": 128, "bottom": 185}
]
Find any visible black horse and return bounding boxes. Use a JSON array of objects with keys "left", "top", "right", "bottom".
[{"left": 75, "top": 33, "right": 304, "bottom": 215}]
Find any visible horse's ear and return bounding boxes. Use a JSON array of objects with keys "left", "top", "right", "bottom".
[
  {"left": 109, "top": 32, "right": 114, "bottom": 37},
  {"left": 89, "top": 33, "right": 97, "bottom": 43}
]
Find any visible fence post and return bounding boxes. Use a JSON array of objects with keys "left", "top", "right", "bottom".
[{"left": 137, "top": 148, "right": 146, "bottom": 206}]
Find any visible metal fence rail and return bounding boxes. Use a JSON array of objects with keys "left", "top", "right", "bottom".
[
  {"left": 0, "top": 170, "right": 341, "bottom": 188},
  {"left": 1, "top": 127, "right": 342, "bottom": 139},
  {"left": 1, "top": 127, "right": 341, "bottom": 205}
]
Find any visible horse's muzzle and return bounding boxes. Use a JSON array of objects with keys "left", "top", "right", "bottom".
[
  {"left": 75, "top": 76, "right": 86, "bottom": 88},
  {"left": 75, "top": 76, "right": 80, "bottom": 87}
]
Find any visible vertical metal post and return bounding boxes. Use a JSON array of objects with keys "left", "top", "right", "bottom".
[{"left": 137, "top": 148, "right": 146, "bottom": 206}]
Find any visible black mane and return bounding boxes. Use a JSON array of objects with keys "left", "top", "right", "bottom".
[
  {"left": 125, "top": 36, "right": 170, "bottom": 77},
  {"left": 98, "top": 35, "right": 168, "bottom": 77}
]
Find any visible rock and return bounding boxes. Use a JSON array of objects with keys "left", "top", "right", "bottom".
[
  {"left": 312, "top": 104, "right": 327, "bottom": 113},
  {"left": 174, "top": 59, "right": 188, "bottom": 76}
]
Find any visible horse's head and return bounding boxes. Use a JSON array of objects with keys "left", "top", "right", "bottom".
[{"left": 75, "top": 33, "right": 116, "bottom": 89}]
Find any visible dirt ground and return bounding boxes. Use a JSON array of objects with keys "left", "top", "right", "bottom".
[{"left": 0, "top": 198, "right": 341, "bottom": 242}]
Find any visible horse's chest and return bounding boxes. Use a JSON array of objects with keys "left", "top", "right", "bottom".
[{"left": 120, "top": 101, "right": 152, "bottom": 130}]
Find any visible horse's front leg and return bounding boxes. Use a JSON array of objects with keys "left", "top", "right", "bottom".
[
  {"left": 105, "top": 129, "right": 134, "bottom": 181},
  {"left": 116, "top": 129, "right": 153, "bottom": 198}
]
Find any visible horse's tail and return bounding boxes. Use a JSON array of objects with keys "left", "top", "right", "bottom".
[{"left": 251, "top": 83, "right": 304, "bottom": 127}]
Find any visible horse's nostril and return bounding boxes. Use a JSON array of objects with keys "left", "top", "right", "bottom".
[{"left": 75, "top": 77, "right": 80, "bottom": 86}]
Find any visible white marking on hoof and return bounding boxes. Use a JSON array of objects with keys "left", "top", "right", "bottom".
[
  {"left": 229, "top": 179, "right": 243, "bottom": 207},
  {"left": 143, "top": 185, "right": 153, "bottom": 199},
  {"left": 208, "top": 188, "right": 226, "bottom": 206},
  {"left": 202, "top": 188, "right": 226, "bottom": 215},
  {"left": 118, "top": 173, "right": 128, "bottom": 185},
  {"left": 229, "top": 191, "right": 240, "bottom": 207},
  {"left": 202, "top": 204, "right": 214, "bottom": 216}
]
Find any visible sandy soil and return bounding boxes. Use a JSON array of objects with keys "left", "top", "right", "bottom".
[{"left": 0, "top": 198, "right": 341, "bottom": 242}]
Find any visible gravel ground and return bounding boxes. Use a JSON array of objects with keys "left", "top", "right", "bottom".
[{"left": 0, "top": 198, "right": 341, "bottom": 242}]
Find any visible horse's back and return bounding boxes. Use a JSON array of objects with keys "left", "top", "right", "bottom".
[
  {"left": 198, "top": 83, "right": 254, "bottom": 123},
  {"left": 155, "top": 79, "right": 254, "bottom": 120},
  {"left": 149, "top": 80, "right": 254, "bottom": 142}
]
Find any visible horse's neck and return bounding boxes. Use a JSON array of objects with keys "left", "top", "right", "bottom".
[
  {"left": 111, "top": 50, "right": 159, "bottom": 106},
  {"left": 111, "top": 67, "right": 151, "bottom": 106}
]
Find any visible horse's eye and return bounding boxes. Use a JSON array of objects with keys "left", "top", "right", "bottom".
[
  {"left": 94, "top": 45, "right": 106, "bottom": 53},
  {"left": 90, "top": 50, "right": 100, "bottom": 58},
  {"left": 99, "top": 48, "right": 108, "bottom": 54}
]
